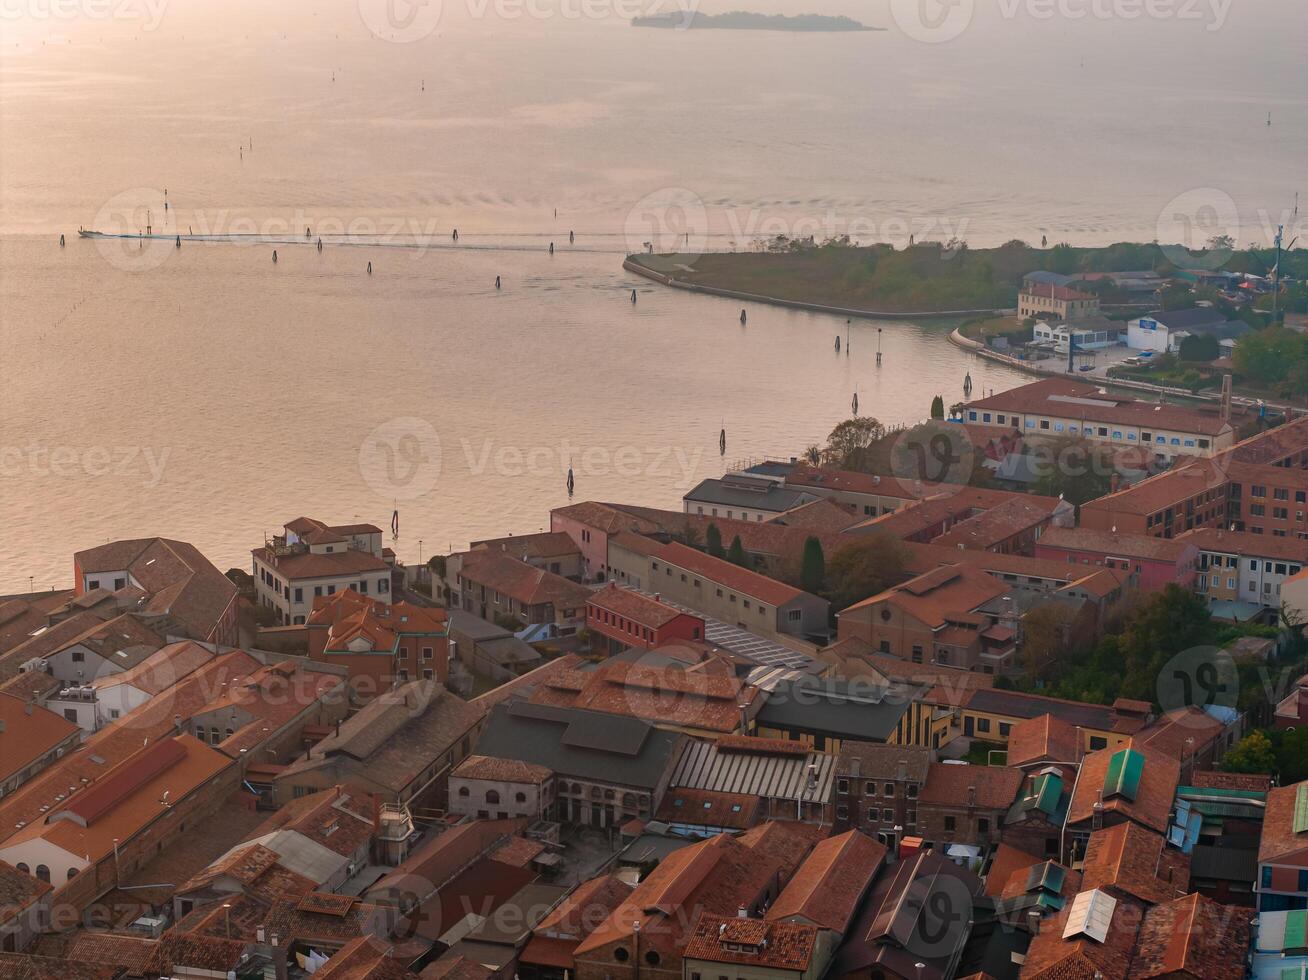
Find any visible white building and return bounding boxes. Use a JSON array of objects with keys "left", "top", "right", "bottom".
[
  {"left": 1126, "top": 308, "right": 1249, "bottom": 353},
  {"left": 1031, "top": 317, "right": 1121, "bottom": 353},
  {"left": 449, "top": 755, "right": 554, "bottom": 821},
  {"left": 252, "top": 517, "right": 394, "bottom": 625}
]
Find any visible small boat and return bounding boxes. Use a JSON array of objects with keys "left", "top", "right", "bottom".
[
  {"left": 631, "top": 289, "right": 637, "bottom": 304},
  {"left": 272, "top": 249, "right": 278, "bottom": 263},
  {"left": 59, "top": 234, "right": 65, "bottom": 247},
  {"left": 367, "top": 261, "right": 373, "bottom": 275},
  {"left": 495, "top": 275, "right": 501, "bottom": 289},
  {"left": 452, "top": 229, "right": 458, "bottom": 241},
  {"left": 739, "top": 309, "right": 746, "bottom": 324}
]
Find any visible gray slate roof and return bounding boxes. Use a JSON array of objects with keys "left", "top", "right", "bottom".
[
  {"left": 473, "top": 700, "right": 684, "bottom": 791},
  {"left": 755, "top": 677, "right": 914, "bottom": 742},
  {"left": 682, "top": 478, "right": 815, "bottom": 512}
]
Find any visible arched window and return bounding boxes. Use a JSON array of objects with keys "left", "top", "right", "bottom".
[
  {"left": 486, "top": 790, "right": 501, "bottom": 805},
  {"left": 66, "top": 868, "right": 78, "bottom": 880},
  {"left": 35, "top": 865, "right": 50, "bottom": 883},
  {"left": 458, "top": 786, "right": 470, "bottom": 797},
  {"left": 15, "top": 863, "right": 28, "bottom": 875},
  {"left": 515, "top": 792, "right": 526, "bottom": 803}
]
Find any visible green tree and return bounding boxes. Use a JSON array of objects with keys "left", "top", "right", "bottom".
[
  {"left": 824, "top": 534, "right": 907, "bottom": 610},
  {"left": 1118, "top": 585, "right": 1214, "bottom": 701},
  {"left": 821, "top": 417, "right": 888, "bottom": 471},
  {"left": 800, "top": 536, "right": 825, "bottom": 595},
  {"left": 1221, "top": 730, "right": 1277, "bottom": 775},
  {"left": 1272, "top": 728, "right": 1308, "bottom": 784},
  {"left": 1029, "top": 436, "right": 1114, "bottom": 509},
  {"left": 1234, "top": 326, "right": 1308, "bottom": 385},
  {"left": 427, "top": 554, "right": 447, "bottom": 577},
  {"left": 930, "top": 395, "right": 945, "bottom": 419},
  {"left": 1177, "top": 333, "right": 1220, "bottom": 362},
  {"left": 705, "top": 523, "right": 724, "bottom": 558},
  {"left": 726, "top": 535, "right": 748, "bottom": 568}
]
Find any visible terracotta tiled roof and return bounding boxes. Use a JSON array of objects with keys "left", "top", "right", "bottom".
[
  {"left": 0, "top": 693, "right": 79, "bottom": 785},
  {"left": 655, "top": 788, "right": 762, "bottom": 830},
  {"left": 0, "top": 953, "right": 122, "bottom": 980},
  {"left": 75, "top": 538, "right": 237, "bottom": 642},
  {"left": 919, "top": 763, "right": 1024, "bottom": 810},
  {"left": 1006, "top": 714, "right": 1083, "bottom": 768},
  {"left": 470, "top": 532, "right": 581, "bottom": 560},
  {"left": 683, "top": 913, "right": 818, "bottom": 971},
  {"left": 587, "top": 584, "right": 695, "bottom": 630},
  {"left": 533, "top": 874, "right": 633, "bottom": 940},
  {"left": 653, "top": 542, "right": 809, "bottom": 607},
  {"left": 456, "top": 551, "right": 591, "bottom": 609},
  {"left": 575, "top": 824, "right": 813, "bottom": 961},
  {"left": 767, "top": 498, "right": 863, "bottom": 533},
  {"left": 252, "top": 545, "right": 388, "bottom": 581},
  {"left": 1020, "top": 891, "right": 1142, "bottom": 980},
  {"left": 1259, "top": 780, "right": 1308, "bottom": 865},
  {"left": 840, "top": 563, "right": 1007, "bottom": 626},
  {"left": 766, "top": 830, "right": 885, "bottom": 933},
  {"left": 452, "top": 754, "right": 551, "bottom": 783},
  {"left": 64, "top": 934, "right": 157, "bottom": 973},
  {"left": 1, "top": 735, "right": 231, "bottom": 865},
  {"left": 1066, "top": 741, "right": 1181, "bottom": 835},
  {"left": 487, "top": 836, "right": 544, "bottom": 868},
  {"left": 1080, "top": 823, "right": 1189, "bottom": 905},
  {"left": 1020, "top": 283, "right": 1095, "bottom": 302},
  {"left": 0, "top": 859, "right": 51, "bottom": 921},
  {"left": 1177, "top": 527, "right": 1308, "bottom": 562},
  {"left": 1037, "top": 527, "right": 1195, "bottom": 562},
  {"left": 1126, "top": 893, "right": 1252, "bottom": 980},
  {"left": 528, "top": 658, "right": 756, "bottom": 735}
]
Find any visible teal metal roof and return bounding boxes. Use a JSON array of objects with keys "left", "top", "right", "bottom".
[{"left": 1104, "top": 747, "right": 1145, "bottom": 801}]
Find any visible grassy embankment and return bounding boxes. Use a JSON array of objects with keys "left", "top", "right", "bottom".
[{"left": 629, "top": 240, "right": 1179, "bottom": 317}]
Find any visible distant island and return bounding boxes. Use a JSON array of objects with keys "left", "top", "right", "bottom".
[{"left": 632, "top": 11, "right": 877, "bottom": 31}]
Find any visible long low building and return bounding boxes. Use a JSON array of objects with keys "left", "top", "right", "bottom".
[{"left": 960, "top": 377, "right": 1238, "bottom": 460}]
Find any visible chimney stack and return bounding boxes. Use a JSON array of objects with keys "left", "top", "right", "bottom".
[{"left": 737, "top": 905, "right": 748, "bottom": 919}]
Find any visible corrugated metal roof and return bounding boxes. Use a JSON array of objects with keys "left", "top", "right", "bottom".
[{"left": 669, "top": 738, "right": 835, "bottom": 802}]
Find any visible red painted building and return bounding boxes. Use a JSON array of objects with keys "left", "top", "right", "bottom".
[
  {"left": 1034, "top": 526, "right": 1199, "bottom": 593},
  {"left": 307, "top": 589, "right": 449, "bottom": 700},
  {"left": 585, "top": 583, "right": 705, "bottom": 655}
]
